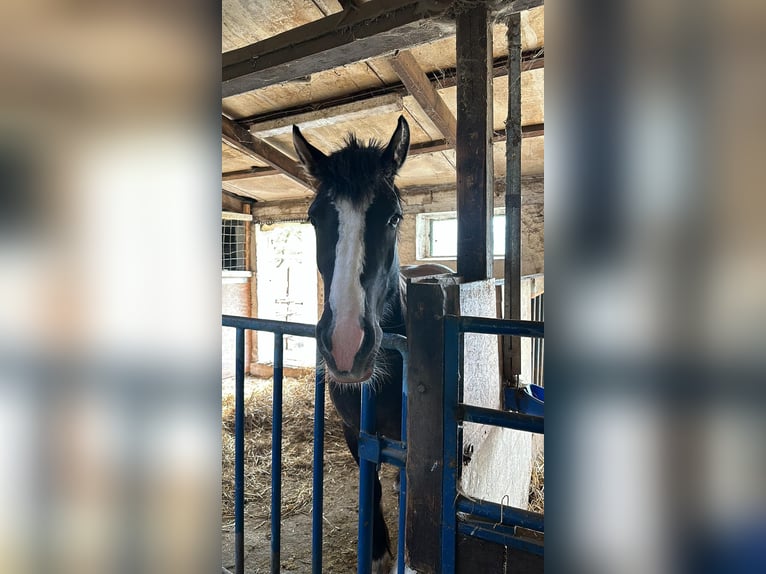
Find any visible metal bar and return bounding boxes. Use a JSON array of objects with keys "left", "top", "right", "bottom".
[
  {"left": 460, "top": 404, "right": 544, "bottom": 434},
  {"left": 271, "top": 334, "right": 284, "bottom": 574},
  {"left": 456, "top": 315, "right": 544, "bottom": 338},
  {"left": 440, "top": 316, "right": 461, "bottom": 573},
  {"left": 223, "top": 314, "right": 316, "bottom": 338},
  {"left": 311, "top": 356, "right": 325, "bottom": 574},
  {"left": 397, "top": 348, "right": 409, "bottom": 574},
  {"left": 504, "top": 12, "right": 523, "bottom": 385},
  {"left": 540, "top": 294, "right": 545, "bottom": 386},
  {"left": 457, "top": 521, "right": 544, "bottom": 556},
  {"left": 456, "top": 495, "right": 544, "bottom": 532},
  {"left": 360, "top": 432, "right": 408, "bottom": 467},
  {"left": 234, "top": 328, "right": 245, "bottom": 574},
  {"left": 380, "top": 443, "right": 407, "bottom": 467},
  {"left": 357, "top": 384, "right": 377, "bottom": 574}
]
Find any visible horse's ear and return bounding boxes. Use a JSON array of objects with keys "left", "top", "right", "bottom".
[
  {"left": 383, "top": 116, "right": 410, "bottom": 173},
  {"left": 293, "top": 125, "right": 327, "bottom": 176}
]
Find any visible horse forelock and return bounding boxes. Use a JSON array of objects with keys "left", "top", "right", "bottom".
[{"left": 312, "top": 136, "right": 401, "bottom": 208}]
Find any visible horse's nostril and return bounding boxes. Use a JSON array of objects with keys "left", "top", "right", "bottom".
[{"left": 330, "top": 321, "right": 364, "bottom": 372}]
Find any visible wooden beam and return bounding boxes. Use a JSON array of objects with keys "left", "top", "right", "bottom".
[
  {"left": 501, "top": 0, "right": 544, "bottom": 15},
  {"left": 238, "top": 53, "right": 543, "bottom": 130},
  {"left": 456, "top": 3, "right": 495, "bottom": 282},
  {"left": 503, "top": 13, "right": 523, "bottom": 383},
  {"left": 222, "top": 167, "right": 277, "bottom": 181},
  {"left": 222, "top": 190, "right": 250, "bottom": 212},
  {"left": 221, "top": 124, "right": 544, "bottom": 182},
  {"left": 390, "top": 50, "right": 458, "bottom": 143},
  {"left": 405, "top": 278, "right": 460, "bottom": 573},
  {"left": 221, "top": 116, "right": 313, "bottom": 190},
  {"left": 248, "top": 93, "right": 403, "bottom": 138},
  {"left": 222, "top": 0, "right": 454, "bottom": 98},
  {"left": 243, "top": 176, "right": 543, "bottom": 222}
]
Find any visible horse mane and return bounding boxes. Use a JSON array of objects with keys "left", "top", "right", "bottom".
[{"left": 312, "top": 136, "right": 401, "bottom": 206}]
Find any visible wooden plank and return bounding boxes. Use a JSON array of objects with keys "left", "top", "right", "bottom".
[
  {"left": 221, "top": 125, "right": 544, "bottom": 182},
  {"left": 457, "top": 535, "right": 507, "bottom": 574},
  {"left": 390, "top": 51, "right": 457, "bottom": 143},
  {"left": 222, "top": 115, "right": 314, "bottom": 190},
  {"left": 245, "top": 176, "right": 544, "bottom": 222},
  {"left": 222, "top": 0, "right": 455, "bottom": 97},
  {"left": 222, "top": 190, "right": 249, "bottom": 212},
  {"left": 499, "top": 0, "right": 544, "bottom": 16},
  {"left": 222, "top": 167, "right": 277, "bottom": 181},
  {"left": 237, "top": 53, "right": 543, "bottom": 128},
  {"left": 248, "top": 93, "right": 403, "bottom": 137},
  {"left": 405, "top": 277, "right": 460, "bottom": 573},
  {"left": 506, "top": 546, "right": 544, "bottom": 573},
  {"left": 455, "top": 3, "right": 494, "bottom": 281}
]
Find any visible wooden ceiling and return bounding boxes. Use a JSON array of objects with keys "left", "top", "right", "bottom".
[{"left": 222, "top": 0, "right": 544, "bottom": 204}]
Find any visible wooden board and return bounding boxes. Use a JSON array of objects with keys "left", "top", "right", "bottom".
[
  {"left": 222, "top": 0, "right": 328, "bottom": 53},
  {"left": 436, "top": 68, "right": 544, "bottom": 131},
  {"left": 492, "top": 137, "right": 545, "bottom": 177},
  {"left": 222, "top": 60, "right": 388, "bottom": 119},
  {"left": 222, "top": 0, "right": 455, "bottom": 97},
  {"left": 223, "top": 174, "right": 313, "bottom": 202},
  {"left": 222, "top": 142, "right": 269, "bottom": 172}
]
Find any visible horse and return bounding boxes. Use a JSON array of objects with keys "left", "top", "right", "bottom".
[{"left": 293, "top": 117, "right": 451, "bottom": 573}]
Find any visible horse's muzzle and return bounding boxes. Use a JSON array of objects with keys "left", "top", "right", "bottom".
[{"left": 317, "top": 314, "right": 379, "bottom": 384}]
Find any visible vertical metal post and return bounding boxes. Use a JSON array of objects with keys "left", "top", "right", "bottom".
[
  {"left": 440, "top": 316, "right": 461, "bottom": 574},
  {"left": 357, "top": 384, "right": 377, "bottom": 574},
  {"left": 311, "top": 355, "right": 325, "bottom": 574},
  {"left": 504, "top": 12, "right": 523, "bottom": 385},
  {"left": 271, "top": 333, "right": 284, "bottom": 574},
  {"left": 234, "top": 327, "right": 245, "bottom": 574},
  {"left": 397, "top": 351, "right": 408, "bottom": 574}
]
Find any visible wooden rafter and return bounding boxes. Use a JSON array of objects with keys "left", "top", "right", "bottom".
[
  {"left": 389, "top": 50, "right": 457, "bottom": 143},
  {"left": 222, "top": 124, "right": 544, "bottom": 181},
  {"left": 222, "top": 116, "right": 313, "bottom": 190},
  {"left": 237, "top": 52, "right": 543, "bottom": 129},
  {"left": 222, "top": 0, "right": 455, "bottom": 98},
  {"left": 248, "top": 93, "right": 403, "bottom": 138}
]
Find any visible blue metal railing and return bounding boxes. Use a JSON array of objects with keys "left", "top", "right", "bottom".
[
  {"left": 223, "top": 315, "right": 318, "bottom": 574},
  {"left": 441, "top": 315, "right": 545, "bottom": 572},
  {"left": 221, "top": 315, "right": 408, "bottom": 574},
  {"left": 357, "top": 334, "right": 408, "bottom": 574}
]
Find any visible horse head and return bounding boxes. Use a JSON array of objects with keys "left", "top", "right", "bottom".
[{"left": 293, "top": 117, "right": 410, "bottom": 384}]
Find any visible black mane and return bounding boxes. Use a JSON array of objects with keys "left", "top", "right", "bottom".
[{"left": 312, "top": 136, "right": 401, "bottom": 207}]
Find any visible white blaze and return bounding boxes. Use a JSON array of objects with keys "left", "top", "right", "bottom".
[{"left": 329, "top": 199, "right": 366, "bottom": 371}]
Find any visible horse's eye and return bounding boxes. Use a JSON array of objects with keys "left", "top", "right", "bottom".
[{"left": 388, "top": 214, "right": 402, "bottom": 228}]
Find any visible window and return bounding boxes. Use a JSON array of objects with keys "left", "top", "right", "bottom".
[
  {"left": 222, "top": 216, "right": 248, "bottom": 271},
  {"left": 222, "top": 212, "right": 254, "bottom": 282},
  {"left": 417, "top": 211, "right": 508, "bottom": 260}
]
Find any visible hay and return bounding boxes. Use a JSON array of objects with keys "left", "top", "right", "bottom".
[
  {"left": 527, "top": 450, "right": 545, "bottom": 514},
  {"left": 221, "top": 374, "right": 354, "bottom": 524}
]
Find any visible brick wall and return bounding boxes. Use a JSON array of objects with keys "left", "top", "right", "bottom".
[{"left": 222, "top": 280, "right": 251, "bottom": 378}]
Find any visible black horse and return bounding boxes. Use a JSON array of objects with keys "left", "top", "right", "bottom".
[{"left": 293, "top": 117, "right": 450, "bottom": 573}]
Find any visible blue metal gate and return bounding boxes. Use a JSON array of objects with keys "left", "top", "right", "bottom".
[
  {"left": 222, "top": 313, "right": 543, "bottom": 573},
  {"left": 441, "top": 315, "right": 545, "bottom": 571},
  {"left": 221, "top": 315, "right": 408, "bottom": 574}
]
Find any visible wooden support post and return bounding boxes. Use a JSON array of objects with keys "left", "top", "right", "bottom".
[
  {"left": 405, "top": 276, "right": 460, "bottom": 573},
  {"left": 503, "top": 13, "right": 523, "bottom": 385},
  {"left": 455, "top": 2, "right": 494, "bottom": 282}
]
